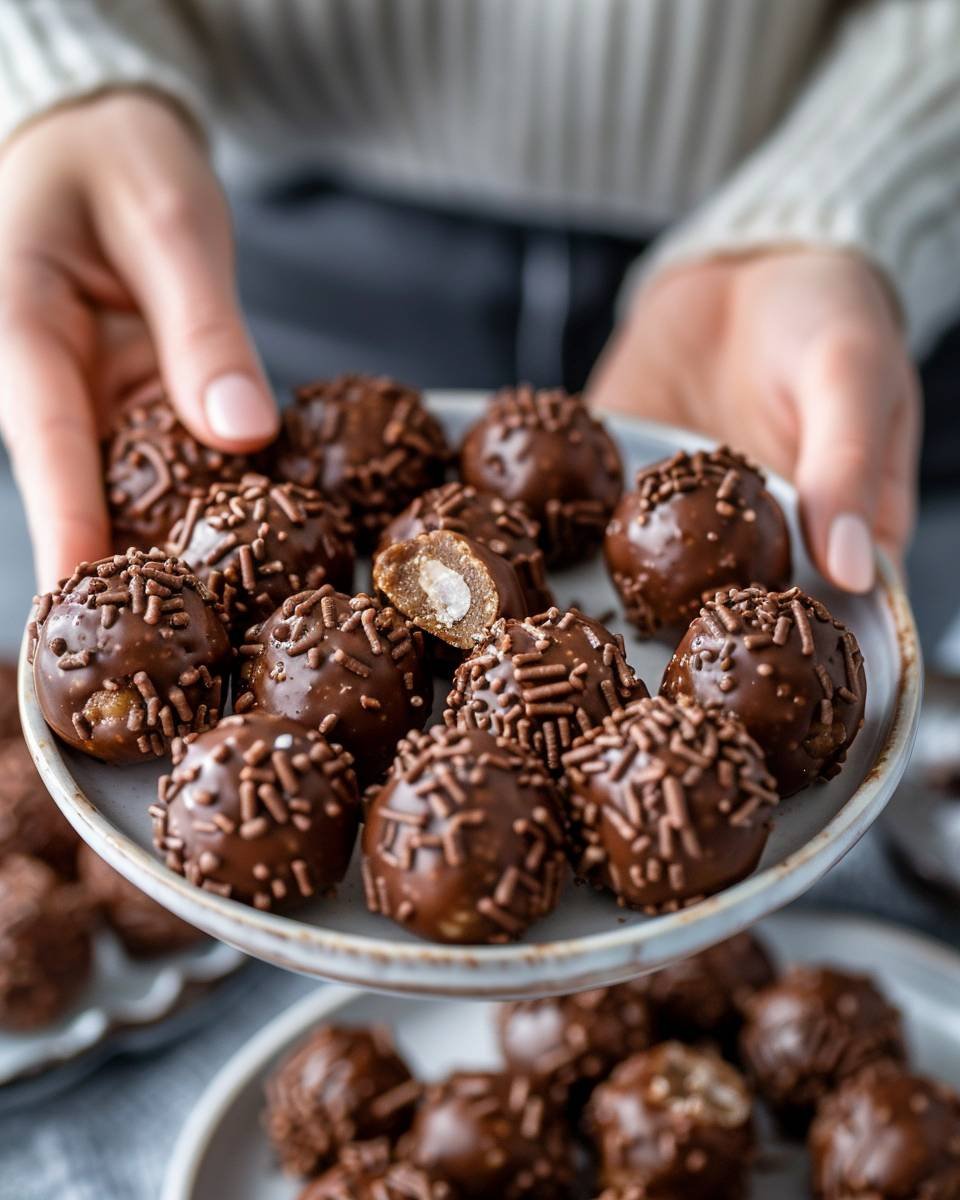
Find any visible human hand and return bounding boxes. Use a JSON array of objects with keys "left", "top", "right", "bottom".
[
  {"left": 589, "top": 249, "right": 921, "bottom": 593},
  {"left": 0, "top": 91, "right": 278, "bottom": 589}
]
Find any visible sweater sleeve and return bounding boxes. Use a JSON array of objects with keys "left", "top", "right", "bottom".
[{"left": 633, "top": 0, "right": 960, "bottom": 352}]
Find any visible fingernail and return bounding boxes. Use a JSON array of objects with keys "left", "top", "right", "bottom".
[
  {"left": 827, "top": 512, "right": 875, "bottom": 593},
  {"left": 203, "top": 373, "right": 277, "bottom": 441}
]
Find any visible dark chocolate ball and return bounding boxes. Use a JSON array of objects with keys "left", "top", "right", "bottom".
[
  {"left": 404, "top": 1071, "right": 578, "bottom": 1199},
  {"left": 167, "top": 473, "right": 354, "bottom": 636},
  {"left": 298, "top": 1141, "right": 454, "bottom": 1200},
  {"left": 604, "top": 447, "right": 792, "bottom": 641},
  {"left": 153, "top": 713, "right": 360, "bottom": 911},
  {"left": 739, "top": 965, "right": 907, "bottom": 1131},
  {"left": 460, "top": 386, "right": 623, "bottom": 565},
  {"left": 661, "top": 584, "right": 867, "bottom": 797},
  {"left": 376, "top": 482, "right": 554, "bottom": 615},
  {"left": 445, "top": 608, "right": 647, "bottom": 775},
  {"left": 362, "top": 724, "right": 567, "bottom": 944},
  {"left": 105, "top": 384, "right": 249, "bottom": 552},
  {"left": 809, "top": 1063, "right": 960, "bottom": 1200},
  {"left": 0, "top": 661, "right": 20, "bottom": 737},
  {"left": 585, "top": 1041, "right": 754, "bottom": 1199},
  {"left": 0, "top": 737, "right": 79, "bottom": 877},
  {"left": 30, "top": 550, "right": 232, "bottom": 764},
  {"left": 0, "top": 854, "right": 93, "bottom": 1031},
  {"left": 268, "top": 373, "right": 449, "bottom": 546},
  {"left": 235, "top": 587, "right": 432, "bottom": 788},
  {"left": 265, "top": 1024, "right": 419, "bottom": 1177},
  {"left": 563, "top": 697, "right": 778, "bottom": 912}
]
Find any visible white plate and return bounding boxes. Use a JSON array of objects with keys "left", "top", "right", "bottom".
[
  {"left": 19, "top": 398, "right": 922, "bottom": 999},
  {"left": 161, "top": 911, "right": 960, "bottom": 1200}
]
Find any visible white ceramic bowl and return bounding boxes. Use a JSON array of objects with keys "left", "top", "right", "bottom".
[{"left": 19, "top": 399, "right": 922, "bottom": 998}]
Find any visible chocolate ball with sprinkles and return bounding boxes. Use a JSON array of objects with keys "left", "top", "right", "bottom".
[
  {"left": 299, "top": 1143, "right": 454, "bottom": 1200},
  {"left": 604, "top": 446, "right": 792, "bottom": 640},
  {"left": 445, "top": 607, "right": 646, "bottom": 776},
  {"left": 661, "top": 584, "right": 867, "bottom": 797},
  {"left": 0, "top": 737, "right": 80, "bottom": 878},
  {"left": 167, "top": 473, "right": 354, "bottom": 637},
  {"left": 362, "top": 724, "right": 567, "bottom": 945},
  {"left": 30, "top": 549, "right": 232, "bottom": 764},
  {"left": 563, "top": 696, "right": 778, "bottom": 913},
  {"left": 153, "top": 713, "right": 359, "bottom": 911},
  {"left": 265, "top": 1024, "right": 420, "bottom": 1177},
  {"left": 460, "top": 385, "right": 624, "bottom": 566},
  {"left": 268, "top": 373, "right": 449, "bottom": 546},
  {"left": 235, "top": 586, "right": 431, "bottom": 788}
]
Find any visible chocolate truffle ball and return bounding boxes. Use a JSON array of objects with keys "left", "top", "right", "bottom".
[
  {"left": 269, "top": 373, "right": 449, "bottom": 546},
  {"left": 377, "top": 482, "right": 554, "bottom": 615},
  {"left": 153, "top": 713, "right": 359, "bottom": 911},
  {"left": 236, "top": 587, "right": 432, "bottom": 788},
  {"left": 362, "top": 725, "right": 567, "bottom": 944},
  {"left": 167, "top": 473, "right": 354, "bottom": 636},
  {"left": 563, "top": 697, "right": 778, "bottom": 913},
  {"left": 585, "top": 1041, "right": 754, "bottom": 1199},
  {"left": 662, "top": 584, "right": 867, "bottom": 797},
  {"left": 0, "top": 661, "right": 20, "bottom": 737},
  {"left": 106, "top": 384, "right": 249, "bottom": 552},
  {"left": 0, "top": 854, "right": 93, "bottom": 1031},
  {"left": 0, "top": 737, "right": 79, "bottom": 877},
  {"left": 810, "top": 1063, "right": 960, "bottom": 1200},
  {"left": 404, "top": 1071, "right": 578, "bottom": 1199},
  {"left": 460, "top": 385, "right": 623, "bottom": 565},
  {"left": 445, "top": 608, "right": 646, "bottom": 775},
  {"left": 265, "top": 1024, "right": 419, "bottom": 1177},
  {"left": 299, "top": 1143, "right": 454, "bottom": 1200},
  {"left": 78, "top": 844, "right": 203, "bottom": 957},
  {"left": 739, "top": 965, "right": 907, "bottom": 1130},
  {"left": 30, "top": 550, "right": 232, "bottom": 764},
  {"left": 604, "top": 447, "right": 792, "bottom": 640}
]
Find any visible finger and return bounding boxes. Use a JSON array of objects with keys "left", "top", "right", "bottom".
[{"left": 874, "top": 367, "right": 922, "bottom": 563}]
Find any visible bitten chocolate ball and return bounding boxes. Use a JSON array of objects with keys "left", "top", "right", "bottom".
[
  {"left": 236, "top": 587, "right": 431, "bottom": 788},
  {"left": 78, "top": 844, "right": 203, "bottom": 957},
  {"left": 30, "top": 550, "right": 232, "bottom": 764},
  {"left": 604, "top": 447, "right": 792, "bottom": 640},
  {"left": 269, "top": 373, "right": 449, "bottom": 546},
  {"left": 265, "top": 1024, "right": 420, "bottom": 1177},
  {"left": 563, "top": 697, "right": 778, "bottom": 913},
  {"left": 363, "top": 725, "right": 567, "bottom": 944},
  {"left": 0, "top": 737, "right": 79, "bottom": 877},
  {"left": 739, "top": 965, "right": 907, "bottom": 1130},
  {"left": 445, "top": 608, "right": 646, "bottom": 775},
  {"left": 662, "top": 584, "right": 867, "bottom": 797},
  {"left": 153, "top": 713, "right": 359, "bottom": 911},
  {"left": 809, "top": 1063, "right": 960, "bottom": 1200},
  {"left": 404, "top": 1071, "right": 578, "bottom": 1199},
  {"left": 299, "top": 1142, "right": 453, "bottom": 1200},
  {"left": 106, "top": 384, "right": 249, "bottom": 552},
  {"left": 0, "top": 855, "right": 93, "bottom": 1031},
  {"left": 167, "top": 474, "right": 354, "bottom": 636},
  {"left": 460, "top": 385, "right": 623, "bottom": 565},
  {"left": 377, "top": 482, "right": 554, "bottom": 615},
  {"left": 0, "top": 662, "right": 20, "bottom": 737},
  {"left": 586, "top": 1041, "right": 754, "bottom": 1199}
]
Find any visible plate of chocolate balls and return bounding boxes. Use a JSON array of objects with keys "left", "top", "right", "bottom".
[
  {"left": 162, "top": 912, "right": 960, "bottom": 1200},
  {"left": 19, "top": 377, "right": 921, "bottom": 997}
]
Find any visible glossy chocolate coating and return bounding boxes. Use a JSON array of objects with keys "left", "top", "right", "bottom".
[
  {"left": 586, "top": 1041, "right": 753, "bottom": 1198},
  {"left": 265, "top": 1024, "right": 419, "bottom": 1177},
  {"left": 604, "top": 447, "right": 792, "bottom": 641},
  {"left": 459, "top": 386, "right": 623, "bottom": 566},
  {"left": 362, "top": 724, "right": 567, "bottom": 944},
  {"left": 404, "top": 1071, "right": 578, "bottom": 1198},
  {"left": 30, "top": 550, "right": 232, "bottom": 764},
  {"left": 0, "top": 737, "right": 80, "bottom": 877},
  {"left": 810, "top": 1063, "right": 960, "bottom": 1200},
  {"left": 153, "top": 713, "right": 360, "bottom": 911},
  {"left": 300, "top": 1153, "right": 452, "bottom": 1200},
  {"left": 235, "top": 587, "right": 431, "bottom": 788},
  {"left": 268, "top": 373, "right": 449, "bottom": 546},
  {"left": 168, "top": 473, "right": 354, "bottom": 636},
  {"left": 662, "top": 585, "right": 867, "bottom": 797},
  {"left": 739, "top": 965, "right": 907, "bottom": 1130},
  {"left": 563, "top": 697, "right": 778, "bottom": 912},
  {"left": 445, "top": 608, "right": 646, "bottom": 775},
  {"left": 0, "top": 662, "right": 20, "bottom": 737},
  {"left": 0, "top": 854, "right": 93, "bottom": 1031}
]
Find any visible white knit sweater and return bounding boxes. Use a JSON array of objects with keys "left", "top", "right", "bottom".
[{"left": 1, "top": 0, "right": 959, "bottom": 349}]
